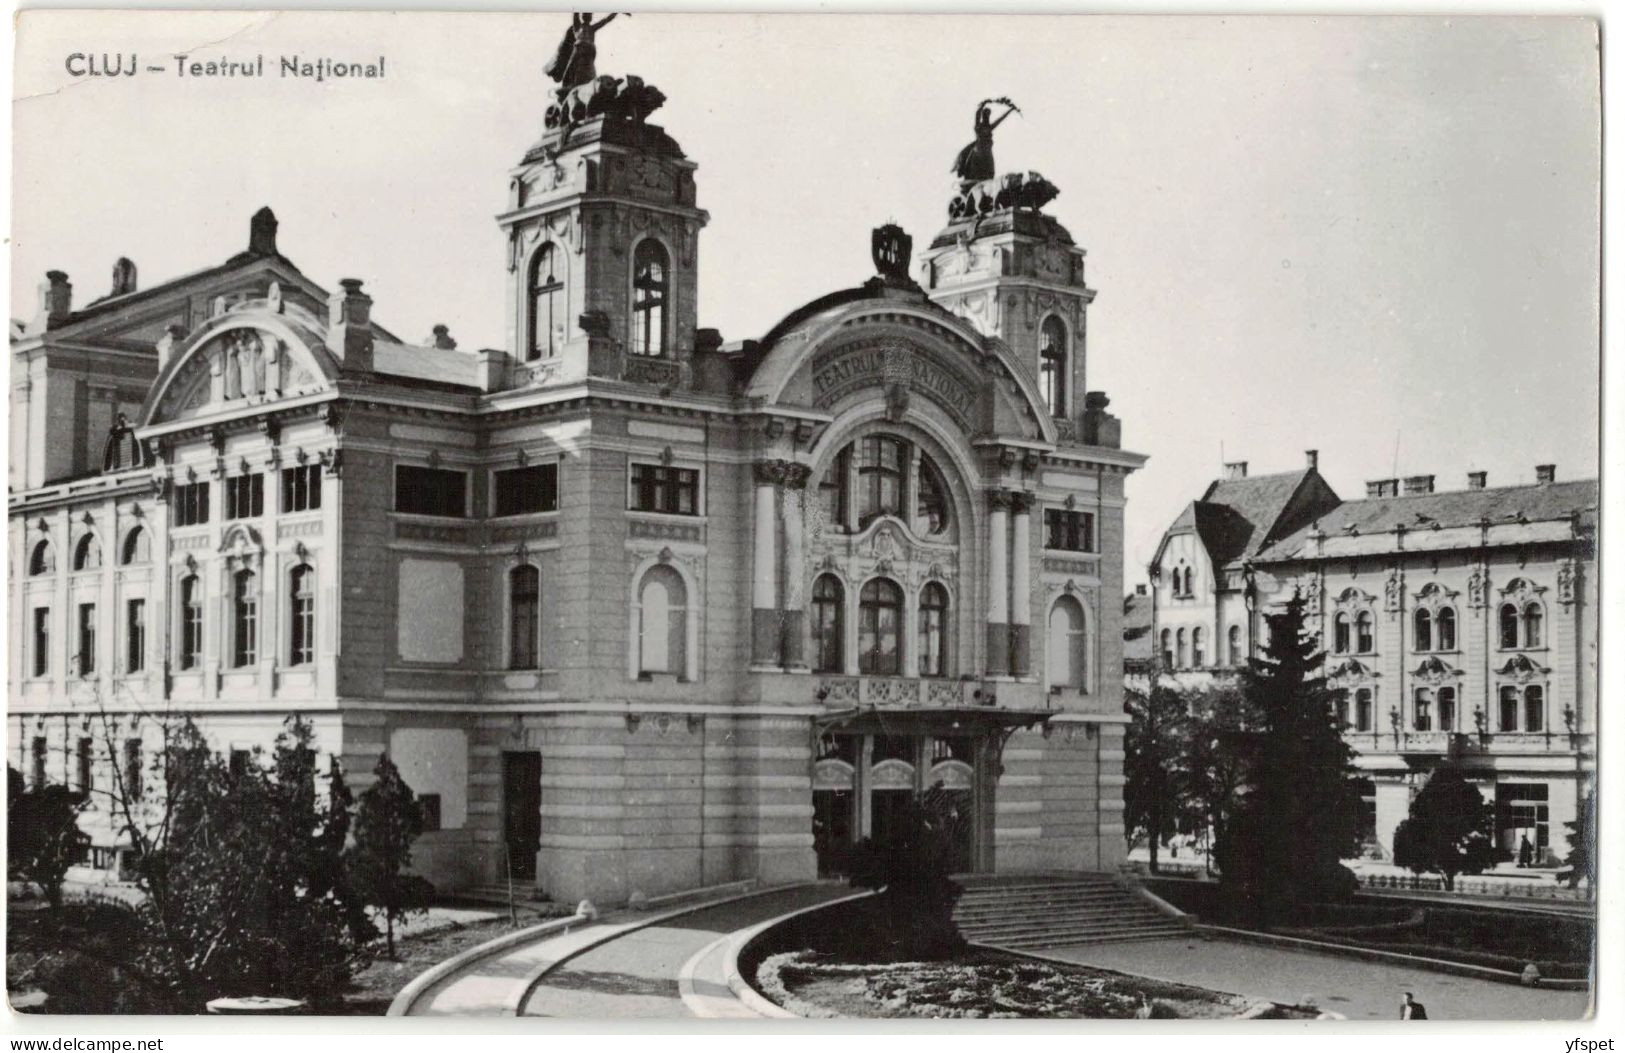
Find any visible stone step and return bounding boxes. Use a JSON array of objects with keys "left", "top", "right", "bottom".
[
  {"left": 956, "top": 908, "right": 1169, "bottom": 931},
  {"left": 987, "top": 926, "right": 1191, "bottom": 949},
  {"left": 947, "top": 874, "right": 1188, "bottom": 948}
]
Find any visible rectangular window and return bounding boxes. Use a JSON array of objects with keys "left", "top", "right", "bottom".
[
  {"left": 77, "top": 603, "right": 97, "bottom": 676},
  {"left": 32, "top": 736, "right": 47, "bottom": 788},
  {"left": 290, "top": 568, "right": 316, "bottom": 666},
  {"left": 180, "top": 577, "right": 203, "bottom": 670},
  {"left": 123, "top": 739, "right": 143, "bottom": 800},
  {"left": 1044, "top": 509, "right": 1096, "bottom": 552},
  {"left": 493, "top": 464, "right": 559, "bottom": 517},
  {"left": 173, "top": 482, "right": 210, "bottom": 527},
  {"left": 32, "top": 607, "right": 49, "bottom": 678},
  {"left": 126, "top": 598, "right": 146, "bottom": 673},
  {"left": 281, "top": 463, "right": 322, "bottom": 513},
  {"left": 629, "top": 463, "right": 699, "bottom": 516},
  {"left": 225, "top": 473, "right": 264, "bottom": 520},
  {"left": 229, "top": 749, "right": 251, "bottom": 780},
  {"left": 76, "top": 737, "right": 94, "bottom": 798},
  {"left": 394, "top": 465, "right": 468, "bottom": 517},
  {"left": 418, "top": 793, "right": 442, "bottom": 833}
]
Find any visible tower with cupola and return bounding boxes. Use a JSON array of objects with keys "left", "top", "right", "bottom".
[{"left": 497, "top": 30, "right": 708, "bottom": 390}]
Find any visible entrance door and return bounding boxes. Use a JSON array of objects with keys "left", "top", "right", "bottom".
[
  {"left": 871, "top": 789, "right": 913, "bottom": 848},
  {"left": 502, "top": 751, "right": 542, "bottom": 881},
  {"left": 813, "top": 789, "right": 854, "bottom": 876}
]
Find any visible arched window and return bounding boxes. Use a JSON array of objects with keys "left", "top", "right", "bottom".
[
  {"left": 1333, "top": 613, "right": 1350, "bottom": 654},
  {"left": 811, "top": 574, "right": 844, "bottom": 674},
  {"left": 509, "top": 565, "right": 540, "bottom": 670},
  {"left": 1355, "top": 688, "right": 1373, "bottom": 732},
  {"left": 1038, "top": 316, "right": 1067, "bottom": 417},
  {"left": 856, "top": 436, "right": 906, "bottom": 526},
  {"left": 1499, "top": 604, "right": 1520, "bottom": 649},
  {"left": 1439, "top": 686, "right": 1457, "bottom": 732},
  {"left": 630, "top": 239, "right": 669, "bottom": 357},
  {"left": 29, "top": 539, "right": 54, "bottom": 576},
  {"left": 1048, "top": 595, "right": 1088, "bottom": 689},
  {"left": 121, "top": 527, "right": 149, "bottom": 565},
  {"left": 1192, "top": 627, "right": 1205, "bottom": 668},
  {"left": 1335, "top": 693, "right": 1350, "bottom": 728},
  {"left": 232, "top": 569, "right": 257, "bottom": 667},
  {"left": 858, "top": 577, "right": 902, "bottom": 676},
  {"left": 1229, "top": 624, "right": 1244, "bottom": 665},
  {"left": 1356, "top": 611, "right": 1374, "bottom": 653},
  {"left": 1499, "top": 685, "right": 1519, "bottom": 731},
  {"left": 1160, "top": 629, "right": 1173, "bottom": 668},
  {"left": 289, "top": 565, "right": 315, "bottom": 667},
  {"left": 1176, "top": 628, "right": 1188, "bottom": 669},
  {"left": 1413, "top": 688, "right": 1433, "bottom": 731},
  {"left": 637, "top": 564, "right": 688, "bottom": 678},
  {"left": 1413, "top": 608, "right": 1432, "bottom": 652},
  {"left": 1437, "top": 607, "right": 1456, "bottom": 651},
  {"left": 1524, "top": 685, "right": 1544, "bottom": 733},
  {"left": 914, "top": 457, "right": 951, "bottom": 536},
  {"left": 73, "top": 534, "right": 102, "bottom": 571},
  {"left": 918, "top": 583, "right": 949, "bottom": 678},
  {"left": 527, "top": 243, "right": 564, "bottom": 361},
  {"left": 1523, "top": 603, "right": 1543, "bottom": 648},
  {"left": 179, "top": 575, "right": 202, "bottom": 670}
]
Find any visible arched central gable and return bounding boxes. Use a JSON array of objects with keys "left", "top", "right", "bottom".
[
  {"left": 746, "top": 300, "right": 1057, "bottom": 445},
  {"left": 140, "top": 297, "right": 340, "bottom": 427}
]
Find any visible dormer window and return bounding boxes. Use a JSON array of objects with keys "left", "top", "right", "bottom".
[
  {"left": 527, "top": 243, "right": 564, "bottom": 361},
  {"left": 1039, "top": 316, "right": 1067, "bottom": 417},
  {"left": 631, "top": 239, "right": 669, "bottom": 357}
]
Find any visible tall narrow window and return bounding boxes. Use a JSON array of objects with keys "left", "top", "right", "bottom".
[
  {"left": 631, "top": 239, "right": 669, "bottom": 357},
  {"left": 811, "top": 574, "right": 844, "bottom": 674},
  {"left": 1333, "top": 613, "right": 1350, "bottom": 654},
  {"left": 233, "top": 570, "right": 257, "bottom": 666},
  {"left": 32, "top": 737, "right": 47, "bottom": 788},
  {"left": 1413, "top": 688, "right": 1433, "bottom": 731},
  {"left": 1047, "top": 596, "right": 1087, "bottom": 689},
  {"left": 76, "top": 737, "right": 94, "bottom": 798},
  {"left": 1499, "top": 685, "right": 1519, "bottom": 731},
  {"left": 121, "top": 527, "right": 149, "bottom": 565},
  {"left": 1524, "top": 685, "right": 1544, "bottom": 732},
  {"left": 527, "top": 243, "right": 564, "bottom": 361},
  {"left": 1335, "top": 694, "right": 1350, "bottom": 728},
  {"left": 29, "top": 539, "right": 55, "bottom": 576},
  {"left": 509, "top": 565, "right": 540, "bottom": 670},
  {"left": 856, "top": 436, "right": 906, "bottom": 526},
  {"left": 32, "top": 607, "right": 50, "bottom": 678},
  {"left": 918, "top": 583, "right": 949, "bottom": 678},
  {"left": 1414, "top": 608, "right": 1433, "bottom": 652},
  {"left": 858, "top": 577, "right": 902, "bottom": 676},
  {"left": 180, "top": 575, "right": 203, "bottom": 670},
  {"left": 1355, "top": 688, "right": 1373, "bottom": 732},
  {"left": 1192, "top": 627, "right": 1206, "bottom": 667},
  {"left": 1038, "top": 316, "right": 1067, "bottom": 417},
  {"left": 289, "top": 565, "right": 315, "bottom": 666},
  {"left": 915, "top": 458, "right": 951, "bottom": 536},
  {"left": 126, "top": 598, "right": 146, "bottom": 673},
  {"left": 77, "top": 603, "right": 97, "bottom": 675},
  {"left": 1356, "top": 611, "right": 1374, "bottom": 653},
  {"left": 1229, "top": 624, "right": 1244, "bottom": 665},
  {"left": 123, "top": 739, "right": 143, "bottom": 800},
  {"left": 1499, "top": 604, "right": 1520, "bottom": 649},
  {"left": 1523, "top": 604, "right": 1543, "bottom": 648},
  {"left": 637, "top": 565, "right": 688, "bottom": 678},
  {"left": 1160, "top": 629, "right": 1173, "bottom": 668},
  {"left": 1176, "top": 628, "right": 1188, "bottom": 669},
  {"left": 1437, "top": 607, "right": 1457, "bottom": 651},
  {"left": 1439, "top": 686, "right": 1456, "bottom": 732},
  {"left": 817, "top": 449, "right": 849, "bottom": 534},
  {"left": 73, "top": 534, "right": 102, "bottom": 571}
]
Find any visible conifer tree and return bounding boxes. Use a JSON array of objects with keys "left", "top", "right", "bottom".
[
  {"left": 345, "top": 753, "right": 434, "bottom": 958},
  {"left": 1391, "top": 764, "right": 1496, "bottom": 890}
]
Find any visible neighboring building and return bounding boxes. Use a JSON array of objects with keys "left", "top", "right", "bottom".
[
  {"left": 1145, "top": 454, "right": 1596, "bottom": 862},
  {"left": 1122, "top": 584, "right": 1153, "bottom": 694},
  {"left": 8, "top": 65, "right": 1144, "bottom": 901}
]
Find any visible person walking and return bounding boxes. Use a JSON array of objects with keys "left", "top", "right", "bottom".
[
  {"left": 1518, "top": 835, "right": 1534, "bottom": 868},
  {"left": 1400, "top": 992, "right": 1429, "bottom": 1020}
]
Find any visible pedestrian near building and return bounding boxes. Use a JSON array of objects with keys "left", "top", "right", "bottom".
[{"left": 1401, "top": 992, "right": 1429, "bottom": 1020}]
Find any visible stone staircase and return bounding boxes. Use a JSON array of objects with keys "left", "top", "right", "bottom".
[{"left": 952, "top": 872, "right": 1191, "bottom": 949}]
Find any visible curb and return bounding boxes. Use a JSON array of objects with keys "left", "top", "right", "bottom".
[
  {"left": 1195, "top": 924, "right": 1591, "bottom": 991},
  {"left": 510, "top": 881, "right": 842, "bottom": 1016},
  {"left": 385, "top": 909, "right": 591, "bottom": 1017},
  {"left": 721, "top": 889, "right": 875, "bottom": 1018}
]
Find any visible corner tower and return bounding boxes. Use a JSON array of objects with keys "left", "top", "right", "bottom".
[
  {"left": 498, "top": 25, "right": 708, "bottom": 389},
  {"left": 921, "top": 138, "right": 1094, "bottom": 440}
]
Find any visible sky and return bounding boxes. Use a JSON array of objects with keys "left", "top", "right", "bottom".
[{"left": 10, "top": 12, "right": 1600, "bottom": 581}]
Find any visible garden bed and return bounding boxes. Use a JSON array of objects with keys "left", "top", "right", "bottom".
[{"left": 758, "top": 949, "right": 1314, "bottom": 1019}]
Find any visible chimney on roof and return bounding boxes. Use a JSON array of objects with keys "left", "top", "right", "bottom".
[
  {"left": 327, "top": 278, "right": 374, "bottom": 371},
  {"left": 1366, "top": 478, "right": 1399, "bottom": 498},
  {"left": 1467, "top": 471, "right": 1487, "bottom": 490},
  {"left": 1404, "top": 474, "right": 1435, "bottom": 495},
  {"left": 31, "top": 271, "right": 72, "bottom": 332},
  {"left": 429, "top": 324, "right": 457, "bottom": 350},
  {"left": 1224, "top": 461, "right": 1248, "bottom": 480},
  {"left": 249, "top": 207, "right": 279, "bottom": 256},
  {"left": 110, "top": 258, "right": 138, "bottom": 297},
  {"left": 1535, "top": 464, "right": 1556, "bottom": 484},
  {"left": 1305, "top": 449, "right": 1319, "bottom": 471}
]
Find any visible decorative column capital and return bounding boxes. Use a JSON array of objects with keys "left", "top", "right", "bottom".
[
  {"left": 783, "top": 463, "right": 813, "bottom": 491},
  {"left": 752, "top": 458, "right": 788, "bottom": 486},
  {"left": 1009, "top": 491, "right": 1035, "bottom": 515},
  {"left": 987, "top": 489, "right": 1012, "bottom": 513}
]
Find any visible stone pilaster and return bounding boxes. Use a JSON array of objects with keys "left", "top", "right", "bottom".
[
  {"left": 1009, "top": 492, "right": 1033, "bottom": 677},
  {"left": 986, "top": 489, "right": 1010, "bottom": 676},
  {"left": 779, "top": 463, "right": 811, "bottom": 670},
  {"left": 751, "top": 460, "right": 782, "bottom": 668}
]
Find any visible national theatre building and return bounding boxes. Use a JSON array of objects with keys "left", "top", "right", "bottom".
[{"left": 8, "top": 53, "right": 1143, "bottom": 901}]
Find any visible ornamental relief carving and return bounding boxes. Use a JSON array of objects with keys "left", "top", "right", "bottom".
[
  {"left": 1495, "top": 654, "right": 1550, "bottom": 683},
  {"left": 1411, "top": 656, "right": 1463, "bottom": 685},
  {"left": 1411, "top": 582, "right": 1460, "bottom": 611},
  {"left": 1498, "top": 577, "right": 1548, "bottom": 608},
  {"left": 1557, "top": 560, "right": 1577, "bottom": 606},
  {"left": 1328, "top": 658, "right": 1378, "bottom": 685},
  {"left": 1332, "top": 586, "right": 1377, "bottom": 612},
  {"left": 1467, "top": 565, "right": 1489, "bottom": 609}
]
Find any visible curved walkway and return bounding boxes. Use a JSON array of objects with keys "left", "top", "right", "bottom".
[{"left": 406, "top": 882, "right": 849, "bottom": 1017}]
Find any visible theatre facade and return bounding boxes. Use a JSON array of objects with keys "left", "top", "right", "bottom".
[{"left": 8, "top": 65, "right": 1143, "bottom": 902}]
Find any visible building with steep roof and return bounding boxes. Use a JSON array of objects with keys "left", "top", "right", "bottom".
[
  {"left": 9, "top": 59, "right": 1144, "bottom": 900},
  {"left": 1145, "top": 456, "right": 1596, "bottom": 863}
]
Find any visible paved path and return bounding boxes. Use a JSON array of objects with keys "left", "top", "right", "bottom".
[
  {"left": 1040, "top": 937, "right": 1591, "bottom": 1021},
  {"left": 407, "top": 883, "right": 849, "bottom": 1017}
]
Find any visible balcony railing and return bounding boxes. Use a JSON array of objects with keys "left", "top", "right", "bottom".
[
  {"left": 1354, "top": 729, "right": 1591, "bottom": 757},
  {"left": 814, "top": 676, "right": 993, "bottom": 709}
]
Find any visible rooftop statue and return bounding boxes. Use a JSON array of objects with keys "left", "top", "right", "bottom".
[
  {"left": 951, "top": 97, "right": 1020, "bottom": 186},
  {"left": 537, "top": 12, "right": 667, "bottom": 136},
  {"left": 545, "top": 13, "right": 620, "bottom": 97}
]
